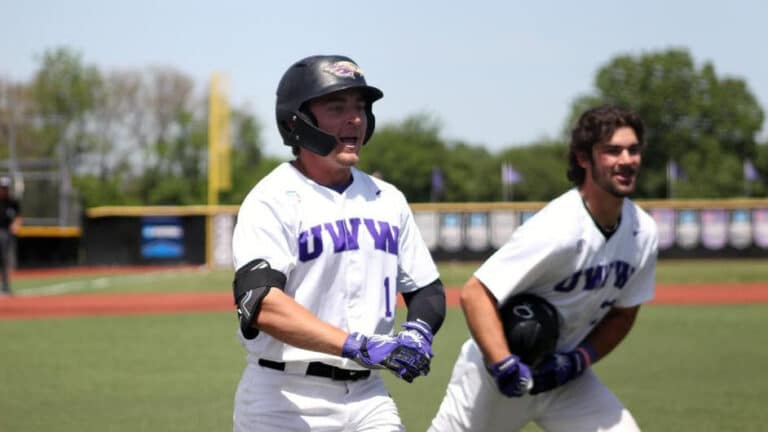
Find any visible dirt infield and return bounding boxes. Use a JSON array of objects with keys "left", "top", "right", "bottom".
[
  {"left": 1, "top": 283, "right": 767, "bottom": 320},
  {"left": 0, "top": 292, "right": 232, "bottom": 319},
  {"left": 11, "top": 265, "right": 202, "bottom": 280}
]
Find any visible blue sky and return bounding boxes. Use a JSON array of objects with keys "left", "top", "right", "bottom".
[{"left": 2, "top": 0, "right": 766, "bottom": 158}]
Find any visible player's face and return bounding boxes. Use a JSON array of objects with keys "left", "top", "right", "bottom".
[
  {"left": 309, "top": 89, "right": 368, "bottom": 167},
  {"left": 583, "top": 126, "right": 642, "bottom": 198}
]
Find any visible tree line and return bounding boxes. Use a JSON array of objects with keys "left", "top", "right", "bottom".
[{"left": 0, "top": 47, "right": 765, "bottom": 213}]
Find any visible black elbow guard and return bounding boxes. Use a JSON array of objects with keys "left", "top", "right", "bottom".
[{"left": 233, "top": 259, "right": 287, "bottom": 340}]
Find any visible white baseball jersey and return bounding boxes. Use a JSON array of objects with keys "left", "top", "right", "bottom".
[
  {"left": 476, "top": 188, "right": 658, "bottom": 351},
  {"left": 429, "top": 188, "right": 657, "bottom": 432},
  {"left": 232, "top": 162, "right": 439, "bottom": 370}
]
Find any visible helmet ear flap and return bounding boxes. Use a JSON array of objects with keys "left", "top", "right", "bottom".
[
  {"left": 298, "top": 102, "right": 318, "bottom": 127},
  {"left": 278, "top": 112, "right": 336, "bottom": 156},
  {"left": 364, "top": 109, "right": 376, "bottom": 144}
]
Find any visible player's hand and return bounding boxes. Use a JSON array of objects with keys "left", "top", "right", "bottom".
[
  {"left": 383, "top": 344, "right": 431, "bottom": 383},
  {"left": 530, "top": 345, "right": 595, "bottom": 395},
  {"left": 388, "top": 319, "right": 434, "bottom": 382},
  {"left": 397, "top": 319, "right": 434, "bottom": 357},
  {"left": 341, "top": 332, "right": 399, "bottom": 369},
  {"left": 487, "top": 354, "right": 533, "bottom": 397}
]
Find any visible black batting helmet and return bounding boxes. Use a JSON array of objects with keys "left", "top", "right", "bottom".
[
  {"left": 275, "top": 55, "right": 383, "bottom": 156},
  {"left": 499, "top": 293, "right": 560, "bottom": 367}
]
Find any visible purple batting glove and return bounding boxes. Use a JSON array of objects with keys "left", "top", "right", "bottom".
[
  {"left": 487, "top": 354, "right": 533, "bottom": 397},
  {"left": 385, "top": 344, "right": 432, "bottom": 382},
  {"left": 341, "top": 332, "right": 399, "bottom": 369},
  {"left": 530, "top": 343, "right": 597, "bottom": 395},
  {"left": 397, "top": 319, "right": 434, "bottom": 358},
  {"left": 388, "top": 319, "right": 434, "bottom": 381}
]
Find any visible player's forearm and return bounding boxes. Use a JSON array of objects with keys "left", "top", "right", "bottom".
[
  {"left": 583, "top": 305, "right": 639, "bottom": 362},
  {"left": 460, "top": 277, "right": 509, "bottom": 364},
  {"left": 256, "top": 289, "right": 348, "bottom": 356}
]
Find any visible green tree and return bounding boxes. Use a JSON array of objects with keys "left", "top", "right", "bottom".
[
  {"left": 497, "top": 140, "right": 571, "bottom": 201},
  {"left": 359, "top": 114, "right": 446, "bottom": 202},
  {"left": 749, "top": 141, "right": 768, "bottom": 197},
  {"left": 441, "top": 141, "right": 498, "bottom": 202},
  {"left": 30, "top": 47, "right": 102, "bottom": 164},
  {"left": 142, "top": 108, "right": 208, "bottom": 205},
  {"left": 24, "top": 49, "right": 270, "bottom": 207},
  {"left": 220, "top": 110, "right": 271, "bottom": 205},
  {"left": 567, "top": 48, "right": 764, "bottom": 198},
  {"left": 0, "top": 80, "right": 35, "bottom": 161}
]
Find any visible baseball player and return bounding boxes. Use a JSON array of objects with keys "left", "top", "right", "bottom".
[
  {"left": 231, "top": 55, "right": 446, "bottom": 432},
  {"left": 429, "top": 105, "right": 658, "bottom": 432},
  {"left": 0, "top": 176, "right": 21, "bottom": 296}
]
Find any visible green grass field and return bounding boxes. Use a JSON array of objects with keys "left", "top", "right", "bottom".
[
  {"left": 2, "top": 260, "right": 768, "bottom": 431},
  {"left": 12, "top": 259, "right": 768, "bottom": 296}
]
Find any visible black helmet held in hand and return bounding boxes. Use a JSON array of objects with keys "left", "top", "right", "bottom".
[
  {"left": 275, "top": 55, "right": 383, "bottom": 156},
  {"left": 499, "top": 293, "right": 561, "bottom": 367}
]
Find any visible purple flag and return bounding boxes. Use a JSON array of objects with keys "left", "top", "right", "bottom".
[
  {"left": 501, "top": 162, "right": 522, "bottom": 185},
  {"left": 431, "top": 166, "right": 444, "bottom": 200},
  {"left": 744, "top": 159, "right": 760, "bottom": 182},
  {"left": 667, "top": 160, "right": 685, "bottom": 181}
]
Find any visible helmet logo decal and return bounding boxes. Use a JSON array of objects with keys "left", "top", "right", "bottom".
[
  {"left": 512, "top": 304, "right": 535, "bottom": 319},
  {"left": 322, "top": 61, "right": 364, "bottom": 79}
]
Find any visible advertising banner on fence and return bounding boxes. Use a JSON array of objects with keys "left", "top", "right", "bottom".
[
  {"left": 701, "top": 209, "right": 727, "bottom": 250},
  {"left": 414, "top": 211, "right": 439, "bottom": 251},
  {"left": 729, "top": 209, "right": 752, "bottom": 250},
  {"left": 650, "top": 208, "right": 676, "bottom": 250},
  {"left": 212, "top": 214, "right": 234, "bottom": 267},
  {"left": 141, "top": 216, "right": 184, "bottom": 260},
  {"left": 438, "top": 213, "right": 463, "bottom": 252},
  {"left": 490, "top": 210, "right": 517, "bottom": 249},
  {"left": 676, "top": 210, "right": 700, "bottom": 250},
  {"left": 465, "top": 212, "right": 490, "bottom": 252},
  {"left": 753, "top": 209, "right": 768, "bottom": 249}
]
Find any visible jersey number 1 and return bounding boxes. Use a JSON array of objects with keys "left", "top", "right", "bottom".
[{"left": 384, "top": 277, "right": 393, "bottom": 318}]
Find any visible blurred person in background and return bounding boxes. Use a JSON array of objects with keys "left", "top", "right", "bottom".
[{"left": 0, "top": 176, "right": 22, "bottom": 296}]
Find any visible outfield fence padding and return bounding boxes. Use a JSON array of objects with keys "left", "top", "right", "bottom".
[{"left": 15, "top": 199, "right": 768, "bottom": 269}]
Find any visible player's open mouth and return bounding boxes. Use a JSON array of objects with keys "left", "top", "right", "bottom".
[
  {"left": 615, "top": 171, "right": 634, "bottom": 184},
  {"left": 339, "top": 137, "right": 359, "bottom": 145}
]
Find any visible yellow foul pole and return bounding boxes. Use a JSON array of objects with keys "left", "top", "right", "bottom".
[
  {"left": 208, "top": 73, "right": 222, "bottom": 206},
  {"left": 206, "top": 73, "right": 230, "bottom": 267}
]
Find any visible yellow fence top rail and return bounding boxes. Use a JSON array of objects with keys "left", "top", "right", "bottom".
[
  {"left": 86, "top": 205, "right": 241, "bottom": 218},
  {"left": 84, "top": 198, "right": 768, "bottom": 218},
  {"left": 16, "top": 226, "right": 82, "bottom": 238}
]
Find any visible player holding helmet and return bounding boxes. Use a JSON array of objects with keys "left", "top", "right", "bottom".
[
  {"left": 429, "top": 105, "right": 658, "bottom": 431},
  {"left": 231, "top": 55, "right": 446, "bottom": 432}
]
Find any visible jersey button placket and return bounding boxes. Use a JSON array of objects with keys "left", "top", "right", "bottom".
[
  {"left": 339, "top": 194, "right": 363, "bottom": 326},
  {"left": 345, "top": 239, "right": 363, "bottom": 326}
]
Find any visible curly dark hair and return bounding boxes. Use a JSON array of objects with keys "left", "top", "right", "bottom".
[{"left": 567, "top": 104, "right": 645, "bottom": 186}]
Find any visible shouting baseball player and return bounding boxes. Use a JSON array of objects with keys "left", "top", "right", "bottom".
[
  {"left": 231, "top": 55, "right": 446, "bottom": 432},
  {"left": 429, "top": 105, "right": 658, "bottom": 432}
]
